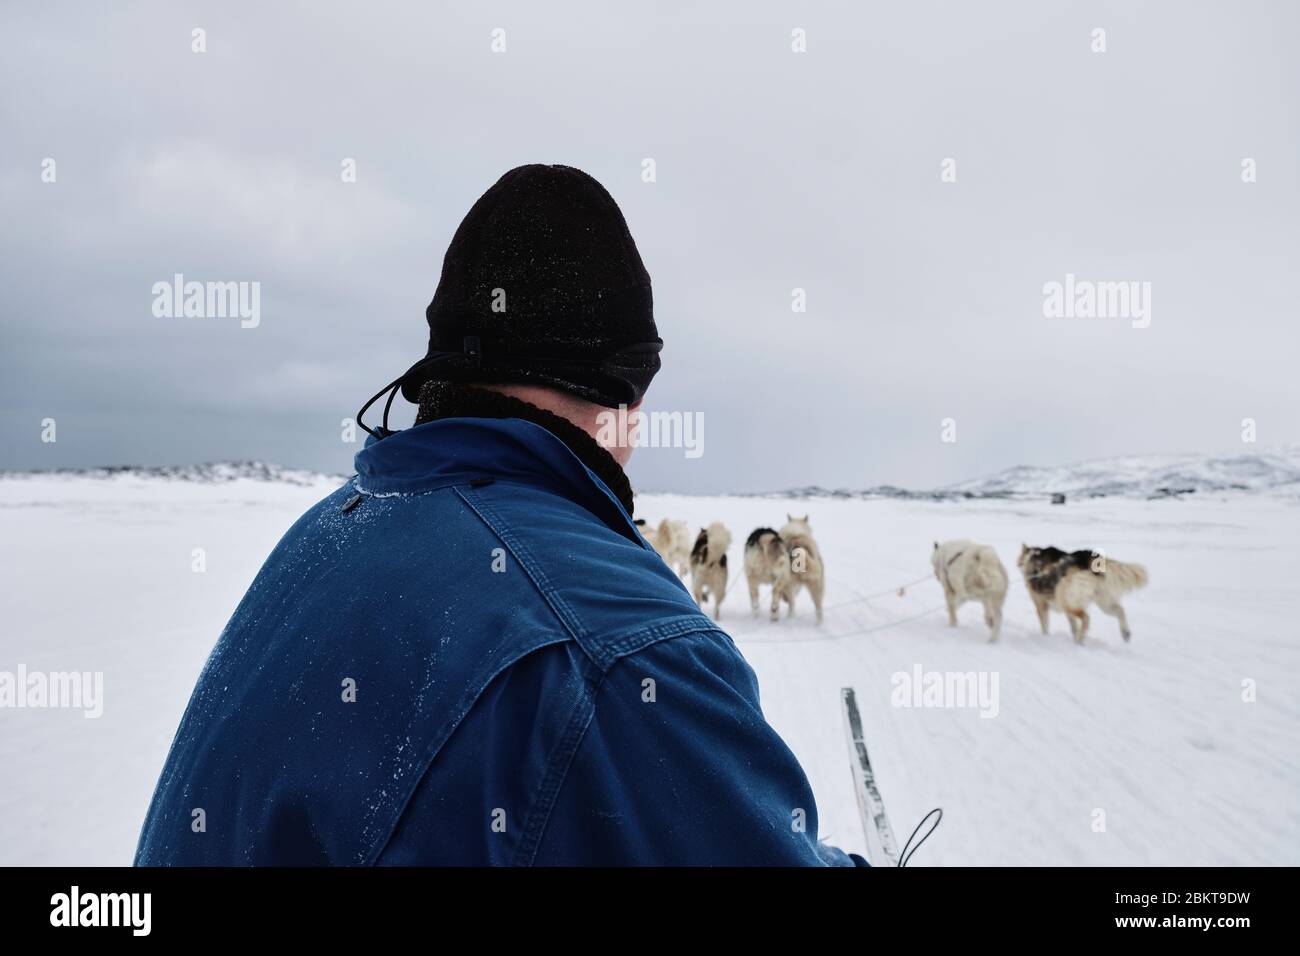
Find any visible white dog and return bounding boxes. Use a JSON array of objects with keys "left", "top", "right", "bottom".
[
  {"left": 689, "top": 522, "right": 732, "bottom": 620},
  {"left": 744, "top": 527, "right": 791, "bottom": 621},
  {"left": 932, "top": 539, "right": 1008, "bottom": 642},
  {"left": 637, "top": 518, "right": 691, "bottom": 577}
]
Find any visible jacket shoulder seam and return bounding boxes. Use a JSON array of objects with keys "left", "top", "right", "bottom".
[
  {"left": 595, "top": 615, "right": 733, "bottom": 667},
  {"left": 512, "top": 661, "right": 602, "bottom": 866},
  {"left": 453, "top": 485, "right": 586, "bottom": 643}
]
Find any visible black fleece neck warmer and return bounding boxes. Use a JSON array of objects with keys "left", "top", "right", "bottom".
[{"left": 414, "top": 381, "right": 636, "bottom": 517}]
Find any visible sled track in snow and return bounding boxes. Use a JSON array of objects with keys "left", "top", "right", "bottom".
[
  {"left": 677, "top": 494, "right": 1300, "bottom": 866},
  {"left": 1, "top": 483, "right": 1297, "bottom": 866}
]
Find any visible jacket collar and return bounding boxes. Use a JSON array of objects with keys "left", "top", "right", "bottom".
[
  {"left": 353, "top": 418, "right": 640, "bottom": 543},
  {"left": 413, "top": 382, "right": 636, "bottom": 516}
]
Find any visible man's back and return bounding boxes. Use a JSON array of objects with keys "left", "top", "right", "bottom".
[{"left": 135, "top": 416, "right": 854, "bottom": 865}]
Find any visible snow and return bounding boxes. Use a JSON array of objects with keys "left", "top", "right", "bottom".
[
  {"left": 1, "top": 467, "right": 1297, "bottom": 865},
  {"left": 943, "top": 447, "right": 1300, "bottom": 500},
  {"left": 767, "top": 446, "right": 1300, "bottom": 502}
]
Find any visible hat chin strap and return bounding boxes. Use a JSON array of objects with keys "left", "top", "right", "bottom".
[
  {"left": 356, "top": 348, "right": 470, "bottom": 440},
  {"left": 356, "top": 335, "right": 662, "bottom": 440},
  {"left": 354, "top": 372, "right": 408, "bottom": 441}
]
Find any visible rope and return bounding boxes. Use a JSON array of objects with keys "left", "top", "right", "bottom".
[
  {"left": 898, "top": 808, "right": 944, "bottom": 867},
  {"left": 723, "top": 568, "right": 936, "bottom": 613},
  {"left": 715, "top": 567, "right": 943, "bottom": 643},
  {"left": 727, "top": 604, "right": 947, "bottom": 644},
  {"left": 823, "top": 604, "right": 947, "bottom": 639},
  {"left": 822, "top": 572, "right": 935, "bottom": 611},
  {"left": 720, "top": 568, "right": 746, "bottom": 599}
]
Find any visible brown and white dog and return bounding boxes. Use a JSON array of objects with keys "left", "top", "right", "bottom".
[
  {"left": 689, "top": 522, "right": 732, "bottom": 620},
  {"left": 634, "top": 518, "right": 692, "bottom": 577},
  {"left": 778, "top": 515, "right": 826, "bottom": 624},
  {"left": 1017, "top": 545, "right": 1148, "bottom": 643},
  {"left": 931, "top": 539, "right": 1008, "bottom": 641}
]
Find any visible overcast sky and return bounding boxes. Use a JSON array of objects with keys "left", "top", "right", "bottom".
[{"left": 2, "top": 0, "right": 1297, "bottom": 494}]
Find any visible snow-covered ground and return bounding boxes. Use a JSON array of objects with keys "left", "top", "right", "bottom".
[{"left": 1, "top": 466, "right": 1297, "bottom": 865}]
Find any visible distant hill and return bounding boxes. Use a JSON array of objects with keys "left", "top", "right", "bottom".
[
  {"left": 764, "top": 448, "right": 1300, "bottom": 502},
  {"left": 7, "top": 448, "right": 1300, "bottom": 502},
  {"left": 0, "top": 460, "right": 344, "bottom": 487}
]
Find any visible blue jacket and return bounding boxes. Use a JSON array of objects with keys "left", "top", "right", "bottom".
[{"left": 135, "top": 417, "right": 860, "bottom": 866}]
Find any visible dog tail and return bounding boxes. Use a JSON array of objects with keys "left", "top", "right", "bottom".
[
  {"left": 972, "top": 548, "right": 1008, "bottom": 594},
  {"left": 1103, "top": 558, "right": 1148, "bottom": 593}
]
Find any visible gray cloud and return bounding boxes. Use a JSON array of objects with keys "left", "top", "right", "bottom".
[{"left": 2, "top": 0, "right": 1297, "bottom": 493}]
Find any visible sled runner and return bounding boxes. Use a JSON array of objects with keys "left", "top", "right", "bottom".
[
  {"left": 841, "top": 687, "right": 944, "bottom": 867},
  {"left": 841, "top": 687, "right": 901, "bottom": 866}
]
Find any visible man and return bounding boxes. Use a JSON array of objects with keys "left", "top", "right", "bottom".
[{"left": 135, "top": 164, "right": 861, "bottom": 866}]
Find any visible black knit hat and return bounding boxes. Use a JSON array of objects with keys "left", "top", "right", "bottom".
[{"left": 398, "top": 164, "right": 662, "bottom": 409}]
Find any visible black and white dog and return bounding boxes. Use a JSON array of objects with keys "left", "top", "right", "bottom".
[
  {"left": 689, "top": 522, "right": 732, "bottom": 620},
  {"left": 743, "top": 517, "right": 825, "bottom": 623},
  {"left": 1017, "top": 545, "right": 1148, "bottom": 643}
]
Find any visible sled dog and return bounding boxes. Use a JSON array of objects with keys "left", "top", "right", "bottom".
[
  {"left": 778, "top": 515, "right": 826, "bottom": 624},
  {"left": 931, "top": 539, "right": 1008, "bottom": 641},
  {"left": 1017, "top": 545, "right": 1148, "bottom": 643},
  {"left": 635, "top": 518, "right": 692, "bottom": 577},
  {"left": 689, "top": 522, "right": 732, "bottom": 621},
  {"left": 744, "top": 527, "right": 791, "bottom": 621}
]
